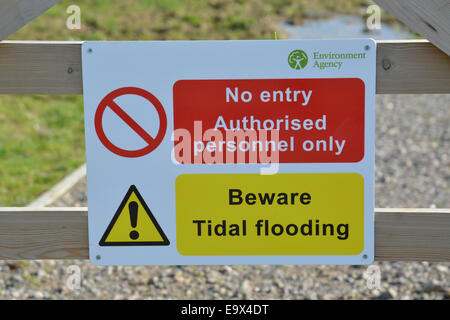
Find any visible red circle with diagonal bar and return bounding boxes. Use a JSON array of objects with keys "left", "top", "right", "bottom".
[{"left": 95, "top": 87, "right": 167, "bottom": 158}]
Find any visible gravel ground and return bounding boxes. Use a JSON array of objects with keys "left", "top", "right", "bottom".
[{"left": 1, "top": 94, "right": 449, "bottom": 299}]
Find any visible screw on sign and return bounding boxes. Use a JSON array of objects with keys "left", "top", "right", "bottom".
[{"left": 95, "top": 87, "right": 167, "bottom": 157}]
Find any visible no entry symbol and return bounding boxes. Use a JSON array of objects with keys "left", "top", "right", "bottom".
[{"left": 95, "top": 87, "right": 167, "bottom": 158}]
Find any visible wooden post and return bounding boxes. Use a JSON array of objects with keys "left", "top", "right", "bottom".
[
  {"left": 374, "top": 0, "right": 450, "bottom": 55},
  {"left": 0, "top": 0, "right": 61, "bottom": 40}
]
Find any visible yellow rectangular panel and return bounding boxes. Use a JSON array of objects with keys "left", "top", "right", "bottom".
[{"left": 176, "top": 173, "right": 364, "bottom": 255}]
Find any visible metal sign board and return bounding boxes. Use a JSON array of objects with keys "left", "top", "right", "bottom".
[{"left": 82, "top": 39, "right": 376, "bottom": 266}]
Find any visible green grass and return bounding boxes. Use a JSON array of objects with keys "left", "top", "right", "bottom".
[
  {"left": 0, "top": 95, "right": 85, "bottom": 205},
  {"left": 10, "top": 0, "right": 371, "bottom": 41},
  {"left": 1, "top": 0, "right": 371, "bottom": 206}
]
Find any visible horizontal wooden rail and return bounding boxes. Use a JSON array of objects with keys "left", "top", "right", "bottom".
[
  {"left": 0, "top": 207, "right": 448, "bottom": 261},
  {"left": 0, "top": 41, "right": 82, "bottom": 95},
  {"left": 0, "top": 40, "right": 449, "bottom": 94}
]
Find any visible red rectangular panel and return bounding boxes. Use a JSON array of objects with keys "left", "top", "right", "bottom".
[{"left": 173, "top": 78, "right": 365, "bottom": 164}]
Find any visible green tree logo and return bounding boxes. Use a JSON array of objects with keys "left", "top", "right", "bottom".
[{"left": 288, "top": 50, "right": 308, "bottom": 70}]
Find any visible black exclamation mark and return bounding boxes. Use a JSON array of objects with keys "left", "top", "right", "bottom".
[{"left": 129, "top": 201, "right": 139, "bottom": 240}]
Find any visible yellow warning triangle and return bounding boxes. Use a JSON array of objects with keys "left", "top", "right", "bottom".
[{"left": 99, "top": 185, "right": 170, "bottom": 246}]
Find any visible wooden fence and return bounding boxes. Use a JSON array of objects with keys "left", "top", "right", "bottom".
[{"left": 0, "top": 0, "right": 449, "bottom": 262}]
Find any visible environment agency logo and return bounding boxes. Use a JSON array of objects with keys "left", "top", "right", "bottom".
[{"left": 288, "top": 50, "right": 308, "bottom": 70}]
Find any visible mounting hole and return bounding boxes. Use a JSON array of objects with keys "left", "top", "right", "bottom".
[
  {"left": 95, "top": 255, "right": 101, "bottom": 260},
  {"left": 362, "top": 254, "right": 368, "bottom": 259}
]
